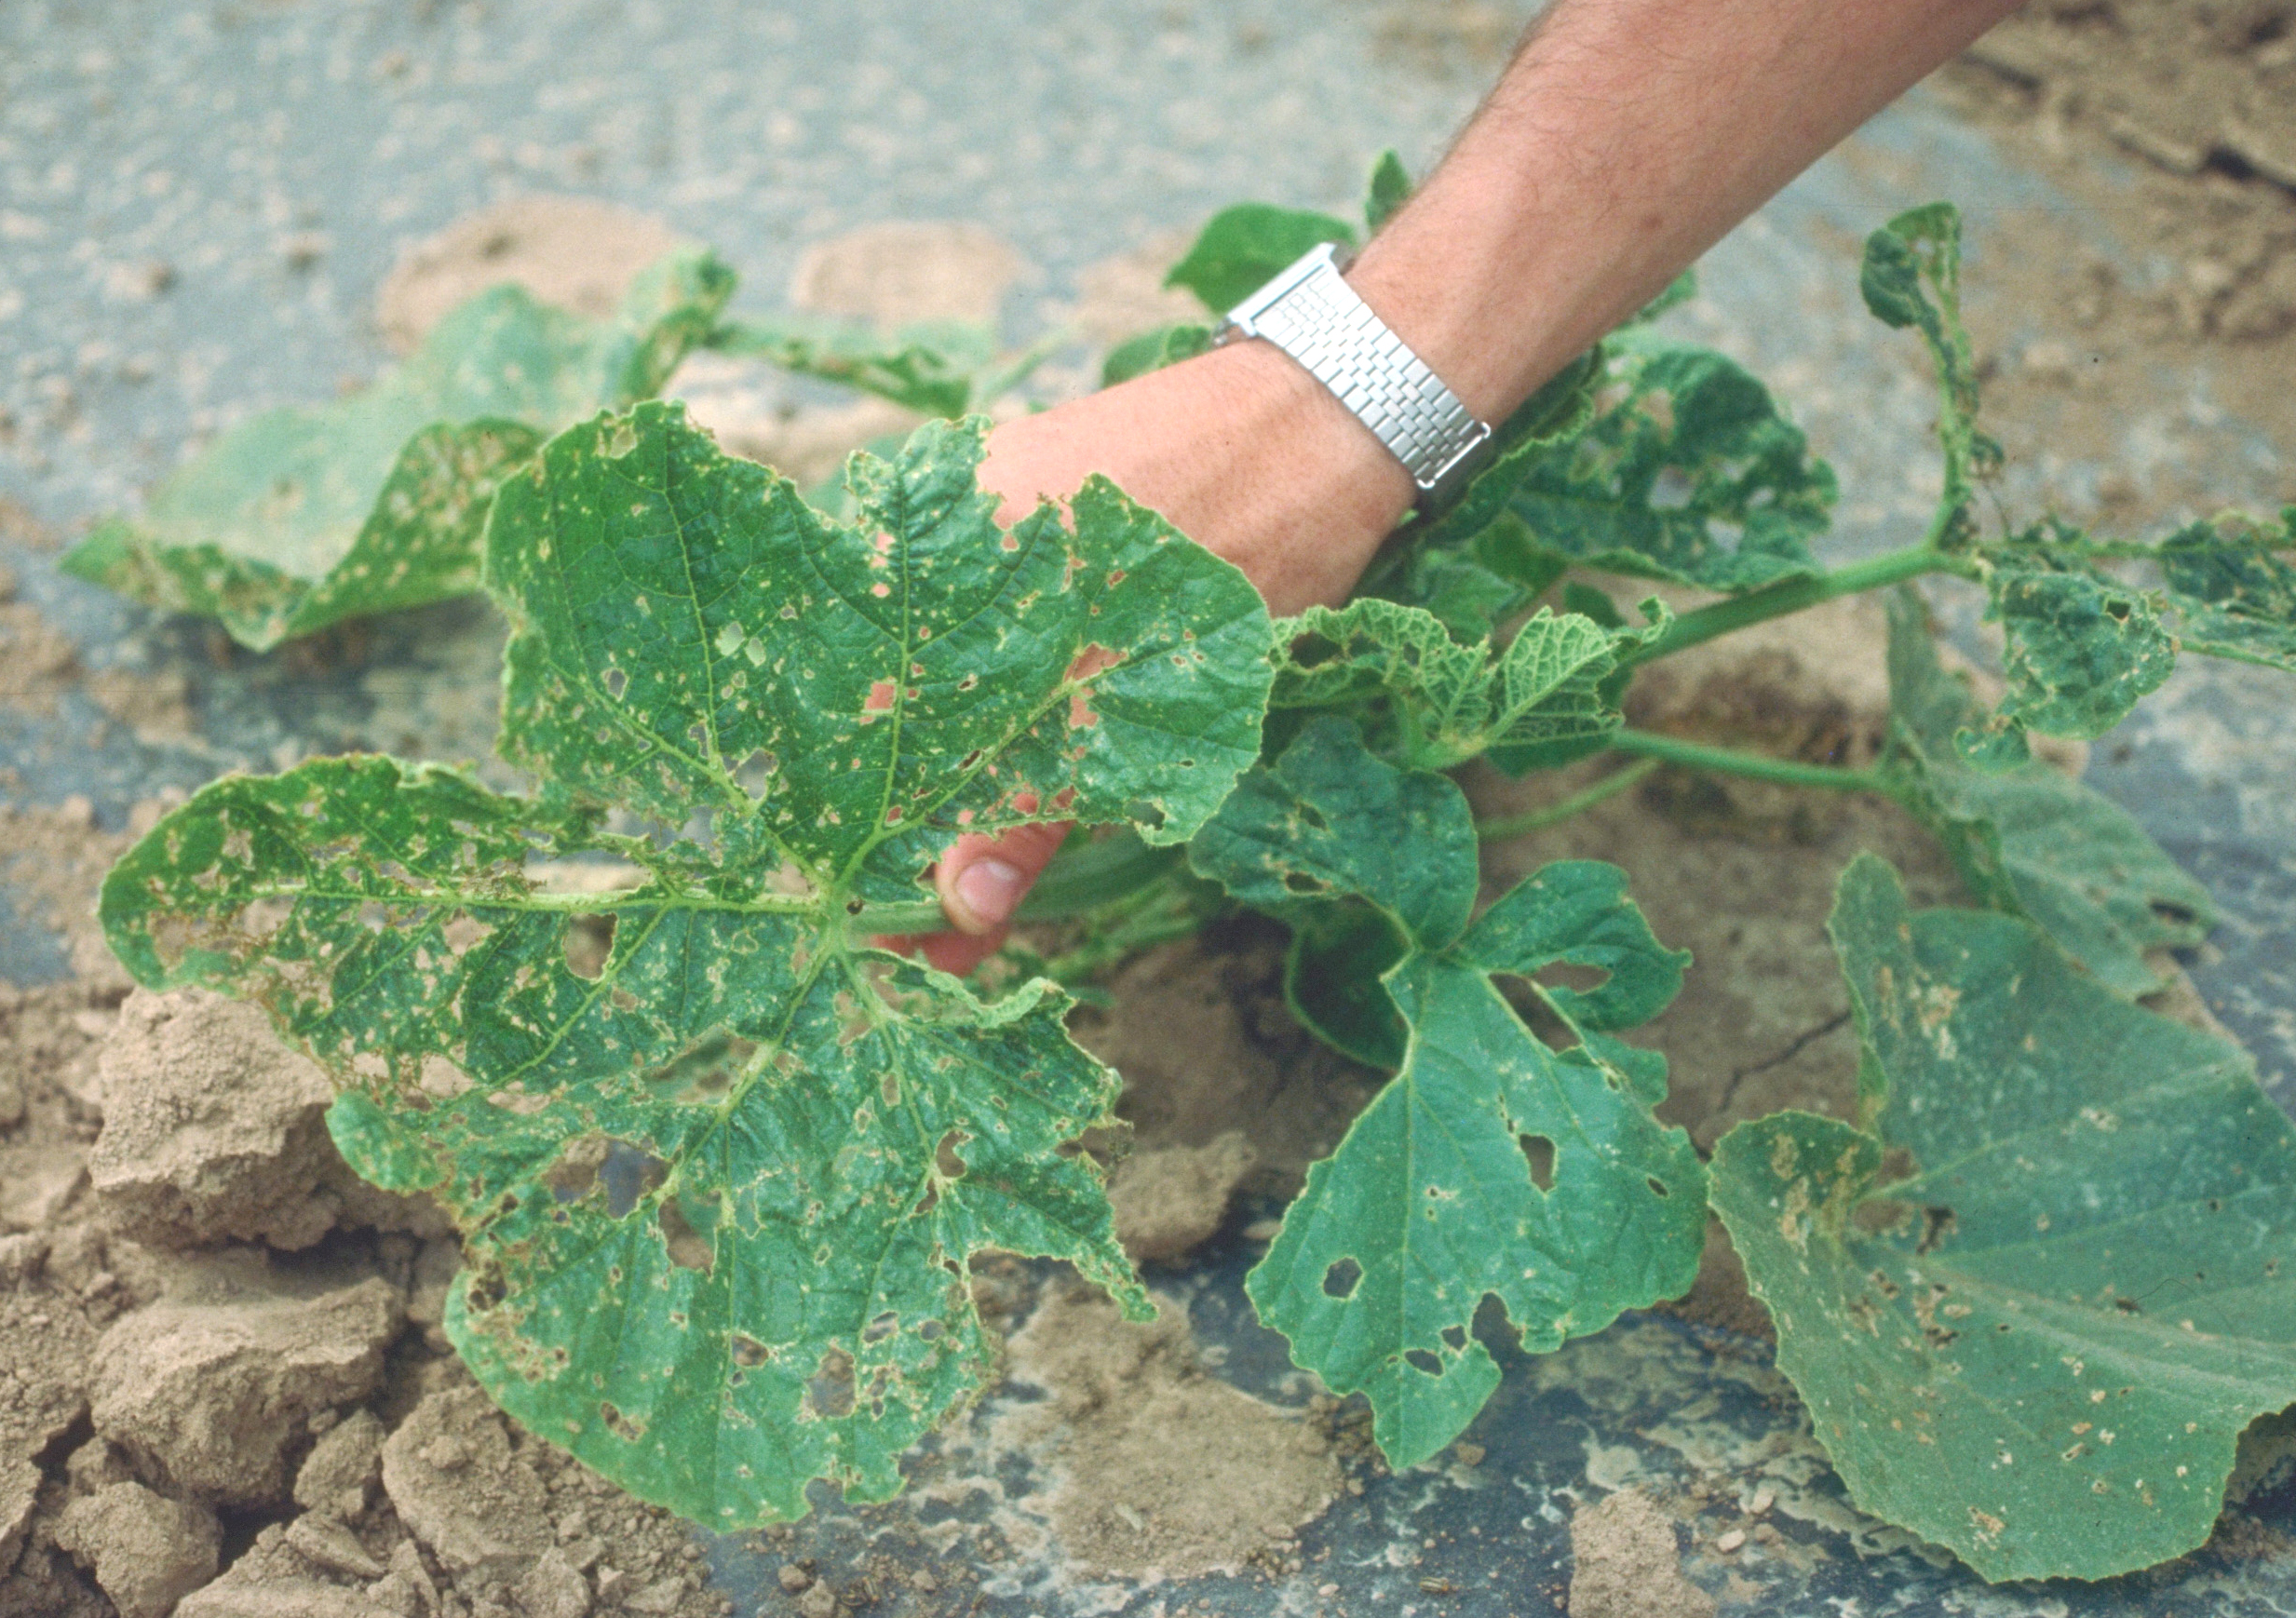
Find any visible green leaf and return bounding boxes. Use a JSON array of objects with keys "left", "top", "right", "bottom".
[
  {"left": 1884, "top": 589, "right": 2213, "bottom": 996},
  {"left": 1859, "top": 203, "right": 2001, "bottom": 541},
  {"left": 706, "top": 315, "right": 997, "bottom": 417},
  {"left": 1363, "top": 517, "right": 1564, "bottom": 643},
  {"left": 1711, "top": 854, "right": 2296, "bottom": 1582},
  {"left": 1191, "top": 719, "right": 1705, "bottom": 1468},
  {"left": 1269, "top": 598, "right": 1647, "bottom": 773},
  {"left": 1985, "top": 530, "right": 2177, "bottom": 739},
  {"left": 1100, "top": 322, "right": 1214, "bottom": 388},
  {"left": 1163, "top": 204, "right": 1357, "bottom": 314},
  {"left": 1505, "top": 334, "right": 1836, "bottom": 592},
  {"left": 1364, "top": 149, "right": 1413, "bottom": 234},
  {"left": 62, "top": 250, "right": 734, "bottom": 650},
  {"left": 99, "top": 403, "right": 1276, "bottom": 1528},
  {"left": 2154, "top": 506, "right": 2296, "bottom": 673}
]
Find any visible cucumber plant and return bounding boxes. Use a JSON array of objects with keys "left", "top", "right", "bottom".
[{"left": 86, "top": 160, "right": 2296, "bottom": 1583}]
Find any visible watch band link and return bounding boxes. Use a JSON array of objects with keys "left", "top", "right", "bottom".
[{"left": 1217, "top": 243, "right": 1491, "bottom": 493}]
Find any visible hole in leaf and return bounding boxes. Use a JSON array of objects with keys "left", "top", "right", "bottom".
[
  {"left": 603, "top": 667, "right": 628, "bottom": 699},
  {"left": 1404, "top": 1349, "right": 1444, "bottom": 1378},
  {"left": 918, "top": 1319, "right": 944, "bottom": 1341},
  {"left": 731, "top": 1333, "right": 770, "bottom": 1368},
  {"left": 1647, "top": 1177, "right": 1669, "bottom": 1198},
  {"left": 809, "top": 1347, "right": 857, "bottom": 1419},
  {"left": 863, "top": 1311, "right": 898, "bottom": 1345},
  {"left": 1917, "top": 1206, "right": 1956, "bottom": 1254},
  {"left": 1323, "top": 1259, "right": 1363, "bottom": 1300},
  {"left": 657, "top": 1197, "right": 713, "bottom": 1274},
  {"left": 604, "top": 419, "right": 639, "bottom": 458},
  {"left": 736, "top": 749, "right": 778, "bottom": 801},
  {"left": 1283, "top": 872, "right": 1328, "bottom": 895},
  {"left": 1440, "top": 1326, "right": 1466, "bottom": 1351},
  {"left": 1519, "top": 1135, "right": 1557, "bottom": 1193},
  {"left": 600, "top": 1401, "right": 645, "bottom": 1442},
  {"left": 545, "top": 1136, "right": 611, "bottom": 1202},
  {"left": 1297, "top": 803, "right": 1329, "bottom": 832},
  {"left": 935, "top": 1130, "right": 969, "bottom": 1180},
  {"left": 642, "top": 1030, "right": 757, "bottom": 1102},
  {"left": 562, "top": 912, "right": 616, "bottom": 980}
]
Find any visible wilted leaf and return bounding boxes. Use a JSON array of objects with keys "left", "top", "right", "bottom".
[
  {"left": 1884, "top": 590, "right": 2211, "bottom": 996},
  {"left": 1505, "top": 333, "right": 1835, "bottom": 592},
  {"left": 1164, "top": 203, "right": 1357, "bottom": 314},
  {"left": 1712, "top": 854, "right": 2296, "bottom": 1582},
  {"left": 62, "top": 250, "right": 733, "bottom": 649},
  {"left": 1190, "top": 718, "right": 1705, "bottom": 1467},
  {"left": 99, "top": 404, "right": 1276, "bottom": 1527},
  {"left": 706, "top": 315, "right": 997, "bottom": 417},
  {"left": 1859, "top": 203, "right": 2000, "bottom": 542}
]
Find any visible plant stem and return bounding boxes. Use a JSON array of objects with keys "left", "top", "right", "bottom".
[
  {"left": 1476, "top": 758, "right": 1662, "bottom": 842},
  {"left": 1619, "top": 542, "right": 1973, "bottom": 669},
  {"left": 1606, "top": 728, "right": 1904, "bottom": 799}
]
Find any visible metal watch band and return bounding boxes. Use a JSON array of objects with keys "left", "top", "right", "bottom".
[{"left": 1217, "top": 243, "right": 1491, "bottom": 493}]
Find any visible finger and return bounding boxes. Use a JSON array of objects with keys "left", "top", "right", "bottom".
[{"left": 938, "top": 821, "right": 1073, "bottom": 936}]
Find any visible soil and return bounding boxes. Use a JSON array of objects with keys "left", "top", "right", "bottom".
[
  {"left": 993, "top": 1281, "right": 1343, "bottom": 1583},
  {"left": 1927, "top": 0, "right": 2296, "bottom": 528},
  {"left": 1566, "top": 1488, "right": 1717, "bottom": 1618},
  {"left": 374, "top": 196, "right": 691, "bottom": 356}
]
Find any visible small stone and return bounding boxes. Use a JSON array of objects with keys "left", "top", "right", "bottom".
[
  {"left": 777, "top": 1563, "right": 813, "bottom": 1594},
  {"left": 515, "top": 1547, "right": 592, "bottom": 1618},
  {"left": 1746, "top": 1487, "right": 1775, "bottom": 1517},
  {"left": 288, "top": 1512, "right": 386, "bottom": 1579},
  {"left": 53, "top": 1480, "right": 223, "bottom": 1618},
  {"left": 0, "top": 1456, "right": 38, "bottom": 1572},
  {"left": 593, "top": 1566, "right": 630, "bottom": 1605},
  {"left": 624, "top": 1579, "right": 685, "bottom": 1614},
  {"left": 906, "top": 1571, "right": 937, "bottom": 1594},
  {"left": 296, "top": 1409, "right": 385, "bottom": 1517},
  {"left": 1712, "top": 1528, "right": 1747, "bottom": 1554},
  {"left": 1452, "top": 1442, "right": 1486, "bottom": 1467},
  {"left": 795, "top": 1583, "right": 842, "bottom": 1618}
]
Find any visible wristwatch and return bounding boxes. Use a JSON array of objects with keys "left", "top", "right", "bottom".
[{"left": 1215, "top": 242, "right": 1492, "bottom": 501}]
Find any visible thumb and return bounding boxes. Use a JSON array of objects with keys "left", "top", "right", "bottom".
[{"left": 938, "top": 821, "right": 1073, "bottom": 936}]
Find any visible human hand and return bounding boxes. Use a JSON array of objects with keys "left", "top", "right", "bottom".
[{"left": 889, "top": 337, "right": 1418, "bottom": 975}]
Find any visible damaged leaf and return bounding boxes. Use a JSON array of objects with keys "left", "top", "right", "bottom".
[
  {"left": 1504, "top": 332, "right": 1836, "bottom": 592},
  {"left": 1191, "top": 718, "right": 1706, "bottom": 1468},
  {"left": 1268, "top": 597, "right": 1658, "bottom": 774},
  {"left": 1711, "top": 855, "right": 2296, "bottom": 1583},
  {"left": 1884, "top": 589, "right": 2212, "bottom": 996},
  {"left": 2154, "top": 506, "right": 2296, "bottom": 673},
  {"left": 99, "top": 404, "right": 1276, "bottom": 1527},
  {"left": 1859, "top": 202, "right": 2000, "bottom": 544},
  {"left": 705, "top": 315, "right": 998, "bottom": 418},
  {"left": 62, "top": 249, "right": 734, "bottom": 650}
]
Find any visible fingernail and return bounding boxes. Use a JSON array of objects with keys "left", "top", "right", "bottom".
[{"left": 955, "top": 856, "right": 1025, "bottom": 930}]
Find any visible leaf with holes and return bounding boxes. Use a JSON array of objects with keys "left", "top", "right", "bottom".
[
  {"left": 1188, "top": 717, "right": 1706, "bottom": 1468},
  {"left": 1710, "top": 854, "right": 2296, "bottom": 1582},
  {"left": 1503, "top": 332, "right": 1836, "bottom": 592},
  {"left": 1884, "top": 589, "right": 2212, "bottom": 996},
  {"left": 1860, "top": 202, "right": 2000, "bottom": 545},
  {"left": 96, "top": 402, "right": 1275, "bottom": 1528},
  {"left": 1269, "top": 597, "right": 1662, "bottom": 775},
  {"left": 2154, "top": 506, "right": 2296, "bottom": 673},
  {"left": 62, "top": 249, "right": 733, "bottom": 650}
]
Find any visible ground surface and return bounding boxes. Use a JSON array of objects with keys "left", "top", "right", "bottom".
[{"left": 3, "top": 2, "right": 2295, "bottom": 1615}]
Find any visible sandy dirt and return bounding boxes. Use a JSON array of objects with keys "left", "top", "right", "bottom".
[{"left": 1567, "top": 1488, "right": 1717, "bottom": 1618}]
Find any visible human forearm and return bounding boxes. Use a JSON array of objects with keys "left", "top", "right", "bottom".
[{"left": 1350, "top": 0, "right": 2026, "bottom": 422}]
